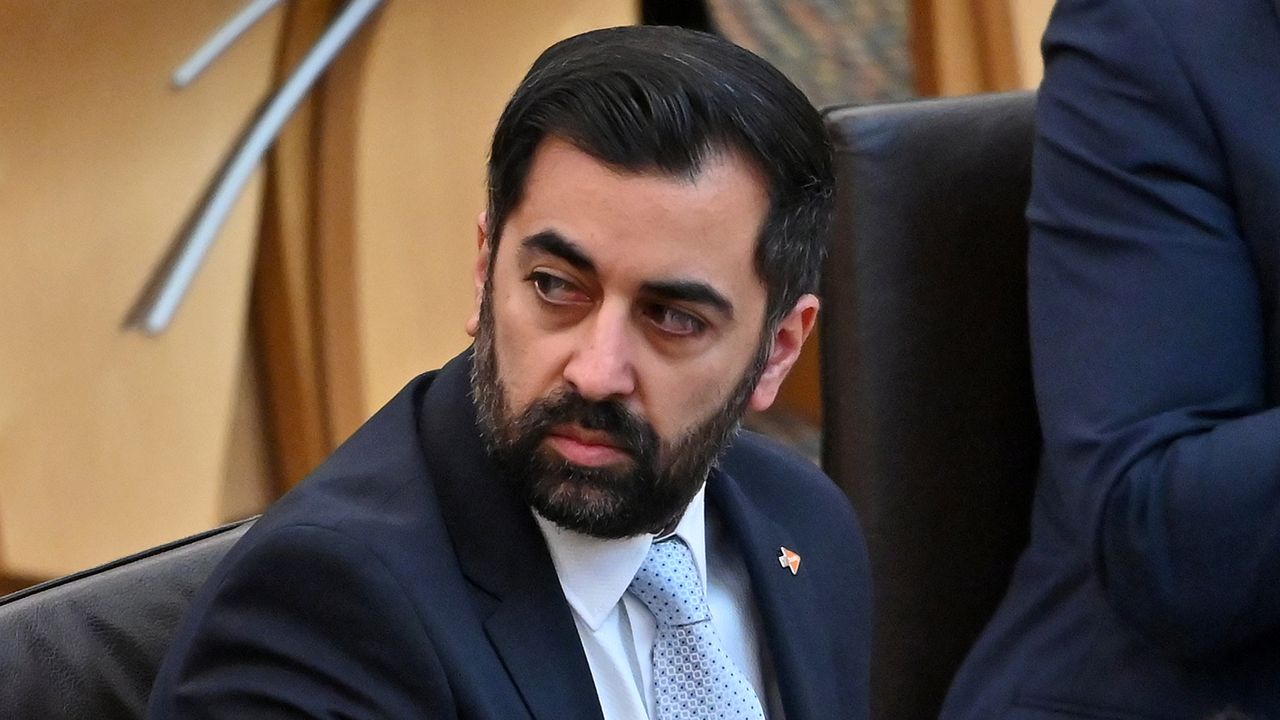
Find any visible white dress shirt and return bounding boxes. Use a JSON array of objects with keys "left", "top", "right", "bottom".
[{"left": 534, "top": 486, "right": 784, "bottom": 719}]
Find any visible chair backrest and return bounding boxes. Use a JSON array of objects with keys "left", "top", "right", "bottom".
[
  {"left": 820, "top": 92, "right": 1040, "bottom": 720},
  {"left": 0, "top": 518, "right": 255, "bottom": 719}
]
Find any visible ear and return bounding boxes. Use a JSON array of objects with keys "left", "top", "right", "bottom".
[
  {"left": 465, "top": 211, "right": 491, "bottom": 338},
  {"left": 748, "top": 294, "right": 820, "bottom": 412}
]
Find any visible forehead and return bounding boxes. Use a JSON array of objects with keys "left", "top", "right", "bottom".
[{"left": 498, "top": 137, "right": 771, "bottom": 305}]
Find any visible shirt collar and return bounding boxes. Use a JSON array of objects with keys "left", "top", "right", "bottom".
[{"left": 534, "top": 485, "right": 708, "bottom": 632}]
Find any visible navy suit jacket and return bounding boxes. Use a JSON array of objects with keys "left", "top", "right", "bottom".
[
  {"left": 943, "top": 0, "right": 1280, "bottom": 718},
  {"left": 148, "top": 351, "right": 871, "bottom": 719}
]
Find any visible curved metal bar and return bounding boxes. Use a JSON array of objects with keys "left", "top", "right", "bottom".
[
  {"left": 173, "top": 0, "right": 285, "bottom": 88},
  {"left": 129, "top": 0, "right": 384, "bottom": 335}
]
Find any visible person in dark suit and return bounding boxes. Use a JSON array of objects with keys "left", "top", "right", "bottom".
[
  {"left": 147, "top": 25, "right": 871, "bottom": 720},
  {"left": 942, "top": 0, "right": 1280, "bottom": 718}
]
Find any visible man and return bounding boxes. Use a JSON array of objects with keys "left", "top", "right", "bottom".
[
  {"left": 148, "top": 25, "right": 870, "bottom": 720},
  {"left": 942, "top": 0, "right": 1280, "bottom": 718}
]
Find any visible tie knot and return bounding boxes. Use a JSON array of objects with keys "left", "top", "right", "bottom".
[{"left": 628, "top": 537, "right": 709, "bottom": 628}]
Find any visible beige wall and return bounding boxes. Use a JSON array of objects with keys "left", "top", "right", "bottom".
[
  {"left": 0, "top": 0, "right": 280, "bottom": 577},
  {"left": 1011, "top": 0, "right": 1056, "bottom": 88}
]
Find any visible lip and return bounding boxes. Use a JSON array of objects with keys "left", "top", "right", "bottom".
[{"left": 544, "top": 424, "right": 630, "bottom": 467}]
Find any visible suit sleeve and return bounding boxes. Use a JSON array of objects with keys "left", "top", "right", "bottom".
[
  {"left": 147, "top": 525, "right": 455, "bottom": 719},
  {"left": 1029, "top": 0, "right": 1280, "bottom": 660}
]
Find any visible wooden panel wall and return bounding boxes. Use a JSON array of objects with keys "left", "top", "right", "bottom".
[
  {"left": 1010, "top": 0, "right": 1056, "bottom": 88},
  {"left": 913, "top": 0, "right": 1054, "bottom": 95}
]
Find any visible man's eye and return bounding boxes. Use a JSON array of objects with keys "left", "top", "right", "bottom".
[
  {"left": 645, "top": 305, "right": 706, "bottom": 337},
  {"left": 529, "top": 272, "right": 588, "bottom": 304}
]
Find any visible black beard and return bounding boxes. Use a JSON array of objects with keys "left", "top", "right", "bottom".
[{"left": 469, "top": 279, "right": 769, "bottom": 538}]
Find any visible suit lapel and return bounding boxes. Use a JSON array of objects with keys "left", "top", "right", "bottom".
[
  {"left": 708, "top": 464, "right": 835, "bottom": 720},
  {"left": 483, "top": 568, "right": 605, "bottom": 720},
  {"left": 419, "top": 352, "right": 605, "bottom": 720}
]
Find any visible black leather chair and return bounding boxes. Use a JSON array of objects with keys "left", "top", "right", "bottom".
[
  {"left": 0, "top": 517, "right": 255, "bottom": 719},
  {"left": 820, "top": 92, "right": 1040, "bottom": 720}
]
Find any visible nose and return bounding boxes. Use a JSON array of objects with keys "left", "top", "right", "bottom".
[{"left": 562, "top": 303, "right": 637, "bottom": 401}]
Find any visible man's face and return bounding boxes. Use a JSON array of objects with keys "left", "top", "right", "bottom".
[{"left": 468, "top": 137, "right": 816, "bottom": 538}]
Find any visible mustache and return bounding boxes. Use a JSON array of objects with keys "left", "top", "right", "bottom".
[{"left": 511, "top": 389, "right": 658, "bottom": 459}]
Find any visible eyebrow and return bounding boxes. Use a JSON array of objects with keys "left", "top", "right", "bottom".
[
  {"left": 519, "top": 230, "right": 595, "bottom": 272},
  {"left": 518, "top": 229, "right": 735, "bottom": 320},
  {"left": 640, "top": 279, "right": 734, "bottom": 320}
]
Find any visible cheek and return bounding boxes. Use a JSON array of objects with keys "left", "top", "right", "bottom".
[
  {"left": 664, "top": 327, "right": 765, "bottom": 430},
  {"left": 642, "top": 360, "right": 739, "bottom": 439},
  {"left": 490, "top": 295, "right": 567, "bottom": 413}
]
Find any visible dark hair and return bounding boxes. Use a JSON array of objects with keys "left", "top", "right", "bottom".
[{"left": 486, "top": 25, "right": 834, "bottom": 326}]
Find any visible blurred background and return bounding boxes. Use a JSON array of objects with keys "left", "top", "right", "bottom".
[{"left": 0, "top": 0, "right": 1052, "bottom": 590}]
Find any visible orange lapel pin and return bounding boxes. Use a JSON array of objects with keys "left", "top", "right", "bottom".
[{"left": 777, "top": 546, "right": 801, "bottom": 575}]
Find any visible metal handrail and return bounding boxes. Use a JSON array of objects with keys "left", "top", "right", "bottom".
[
  {"left": 172, "top": 0, "right": 284, "bottom": 88},
  {"left": 127, "top": 0, "right": 385, "bottom": 335}
]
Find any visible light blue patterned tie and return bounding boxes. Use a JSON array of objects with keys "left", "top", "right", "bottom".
[{"left": 628, "top": 537, "right": 766, "bottom": 720}]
